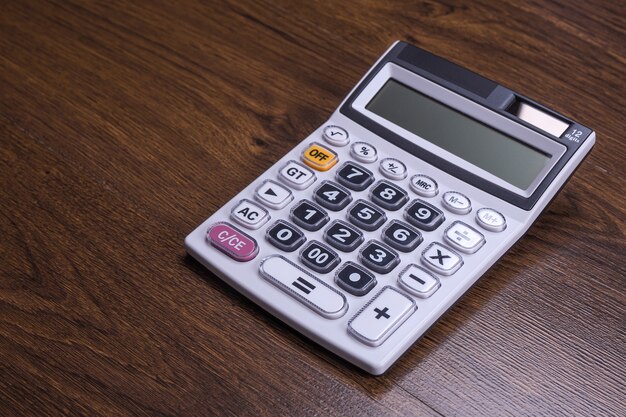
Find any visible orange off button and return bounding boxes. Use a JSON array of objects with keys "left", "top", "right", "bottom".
[{"left": 302, "top": 142, "right": 338, "bottom": 171}]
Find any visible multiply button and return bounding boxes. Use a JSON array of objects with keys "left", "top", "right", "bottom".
[
  {"left": 302, "top": 142, "right": 338, "bottom": 171},
  {"left": 444, "top": 221, "right": 485, "bottom": 254},
  {"left": 421, "top": 242, "right": 463, "bottom": 276},
  {"left": 259, "top": 255, "right": 347, "bottom": 319},
  {"left": 323, "top": 125, "right": 349, "bottom": 146},
  {"left": 279, "top": 160, "right": 316, "bottom": 190},
  {"left": 207, "top": 222, "right": 259, "bottom": 262},
  {"left": 410, "top": 174, "right": 438, "bottom": 197},
  {"left": 441, "top": 191, "right": 471, "bottom": 214},
  {"left": 476, "top": 208, "right": 507, "bottom": 232},
  {"left": 347, "top": 286, "right": 416, "bottom": 346},
  {"left": 230, "top": 199, "right": 270, "bottom": 230}
]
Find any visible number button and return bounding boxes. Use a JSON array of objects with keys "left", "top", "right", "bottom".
[
  {"left": 313, "top": 180, "right": 352, "bottom": 211},
  {"left": 359, "top": 240, "right": 400, "bottom": 274},
  {"left": 369, "top": 180, "right": 409, "bottom": 211},
  {"left": 404, "top": 199, "right": 445, "bottom": 231},
  {"left": 290, "top": 200, "right": 329, "bottom": 231},
  {"left": 279, "top": 160, "right": 316, "bottom": 190},
  {"left": 299, "top": 241, "right": 341, "bottom": 274},
  {"left": 335, "top": 161, "right": 374, "bottom": 191},
  {"left": 323, "top": 125, "right": 349, "bottom": 146},
  {"left": 347, "top": 200, "right": 387, "bottom": 232},
  {"left": 350, "top": 141, "right": 378, "bottom": 163},
  {"left": 379, "top": 158, "right": 407, "bottom": 180},
  {"left": 381, "top": 220, "right": 423, "bottom": 252},
  {"left": 324, "top": 220, "right": 364, "bottom": 252},
  {"left": 230, "top": 199, "right": 271, "bottom": 230},
  {"left": 444, "top": 221, "right": 485, "bottom": 254},
  {"left": 265, "top": 220, "right": 306, "bottom": 252},
  {"left": 335, "top": 262, "right": 377, "bottom": 296},
  {"left": 302, "top": 142, "right": 338, "bottom": 171}
]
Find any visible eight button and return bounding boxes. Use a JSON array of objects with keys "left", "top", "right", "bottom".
[{"left": 370, "top": 180, "right": 409, "bottom": 211}]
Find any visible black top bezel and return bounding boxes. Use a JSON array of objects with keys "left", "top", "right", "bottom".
[{"left": 339, "top": 42, "right": 593, "bottom": 210}]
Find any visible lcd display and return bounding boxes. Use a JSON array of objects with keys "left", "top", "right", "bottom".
[{"left": 366, "top": 79, "right": 551, "bottom": 190}]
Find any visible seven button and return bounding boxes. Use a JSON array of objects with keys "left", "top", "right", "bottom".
[{"left": 335, "top": 161, "right": 374, "bottom": 191}]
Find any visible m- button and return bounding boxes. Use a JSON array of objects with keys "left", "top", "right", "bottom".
[{"left": 302, "top": 142, "right": 338, "bottom": 171}]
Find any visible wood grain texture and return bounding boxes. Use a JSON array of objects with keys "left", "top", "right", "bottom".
[{"left": 1, "top": 0, "right": 624, "bottom": 415}]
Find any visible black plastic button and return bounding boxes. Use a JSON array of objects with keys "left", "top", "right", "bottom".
[
  {"left": 266, "top": 220, "right": 306, "bottom": 252},
  {"left": 299, "top": 241, "right": 341, "bottom": 274},
  {"left": 370, "top": 180, "right": 409, "bottom": 211},
  {"left": 335, "top": 161, "right": 375, "bottom": 191},
  {"left": 313, "top": 180, "right": 352, "bottom": 211},
  {"left": 347, "top": 200, "right": 387, "bottom": 232},
  {"left": 404, "top": 199, "right": 445, "bottom": 231},
  {"left": 381, "top": 220, "right": 423, "bottom": 252},
  {"left": 290, "top": 199, "right": 330, "bottom": 231},
  {"left": 335, "top": 262, "right": 377, "bottom": 296},
  {"left": 358, "top": 240, "right": 400, "bottom": 274},
  {"left": 323, "top": 220, "right": 364, "bottom": 253}
]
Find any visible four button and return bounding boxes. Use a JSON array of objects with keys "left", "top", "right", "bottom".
[{"left": 313, "top": 180, "right": 352, "bottom": 211}]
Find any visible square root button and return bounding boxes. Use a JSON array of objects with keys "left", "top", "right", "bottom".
[{"left": 348, "top": 286, "right": 416, "bottom": 347}]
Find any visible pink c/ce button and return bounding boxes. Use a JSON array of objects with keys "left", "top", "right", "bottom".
[{"left": 207, "top": 222, "right": 259, "bottom": 262}]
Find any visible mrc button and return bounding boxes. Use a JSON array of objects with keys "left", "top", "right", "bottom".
[{"left": 302, "top": 142, "right": 338, "bottom": 171}]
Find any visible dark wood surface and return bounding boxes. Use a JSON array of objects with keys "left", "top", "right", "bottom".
[{"left": 1, "top": 0, "right": 624, "bottom": 415}]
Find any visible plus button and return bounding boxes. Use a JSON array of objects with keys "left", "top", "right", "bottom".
[{"left": 374, "top": 307, "right": 390, "bottom": 320}]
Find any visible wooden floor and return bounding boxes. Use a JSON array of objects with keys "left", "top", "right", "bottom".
[{"left": 1, "top": 0, "right": 624, "bottom": 415}]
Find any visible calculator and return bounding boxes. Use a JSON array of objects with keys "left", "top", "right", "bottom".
[{"left": 185, "top": 41, "right": 595, "bottom": 374}]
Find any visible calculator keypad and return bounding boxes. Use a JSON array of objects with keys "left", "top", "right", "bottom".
[
  {"left": 266, "top": 220, "right": 306, "bottom": 252},
  {"left": 290, "top": 200, "right": 329, "bottom": 231},
  {"left": 335, "top": 262, "right": 377, "bottom": 296},
  {"left": 313, "top": 180, "right": 352, "bottom": 211},
  {"left": 324, "top": 220, "right": 364, "bottom": 252},
  {"left": 359, "top": 240, "right": 400, "bottom": 274},
  {"left": 347, "top": 200, "right": 387, "bottom": 232},
  {"left": 370, "top": 180, "right": 409, "bottom": 211},
  {"left": 404, "top": 199, "right": 445, "bottom": 231},
  {"left": 335, "top": 161, "right": 374, "bottom": 191},
  {"left": 299, "top": 241, "right": 341, "bottom": 274}
]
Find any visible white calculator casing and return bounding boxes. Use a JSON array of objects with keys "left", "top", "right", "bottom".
[{"left": 185, "top": 41, "right": 595, "bottom": 374}]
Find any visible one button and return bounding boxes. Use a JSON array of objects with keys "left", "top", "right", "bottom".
[
  {"left": 324, "top": 220, "right": 364, "bottom": 252},
  {"left": 441, "top": 191, "right": 472, "bottom": 214},
  {"left": 369, "top": 180, "right": 409, "bottom": 211},
  {"left": 347, "top": 200, "right": 387, "bottom": 232},
  {"left": 255, "top": 179, "right": 293, "bottom": 209},
  {"left": 313, "top": 180, "right": 352, "bottom": 211},
  {"left": 299, "top": 241, "right": 341, "bottom": 274},
  {"left": 335, "top": 262, "right": 377, "bottom": 296},
  {"left": 476, "top": 208, "right": 507, "bottom": 232},
  {"left": 350, "top": 141, "right": 378, "bottom": 163},
  {"left": 302, "top": 142, "right": 338, "bottom": 171},
  {"left": 230, "top": 199, "right": 270, "bottom": 230},
  {"left": 290, "top": 199, "right": 329, "bottom": 231},
  {"left": 335, "top": 161, "right": 374, "bottom": 191},
  {"left": 323, "top": 125, "right": 349, "bottom": 146},
  {"left": 421, "top": 242, "right": 463, "bottom": 276},
  {"left": 444, "top": 221, "right": 486, "bottom": 254},
  {"left": 379, "top": 158, "right": 407, "bottom": 180},
  {"left": 381, "top": 220, "right": 423, "bottom": 252},
  {"left": 259, "top": 255, "right": 347, "bottom": 319},
  {"left": 266, "top": 220, "right": 306, "bottom": 252},
  {"left": 348, "top": 286, "right": 416, "bottom": 347},
  {"left": 398, "top": 264, "right": 440, "bottom": 298},
  {"left": 207, "top": 222, "right": 259, "bottom": 262},
  {"left": 410, "top": 174, "right": 438, "bottom": 198},
  {"left": 359, "top": 240, "right": 400, "bottom": 274},
  {"left": 279, "top": 160, "right": 316, "bottom": 190},
  {"left": 404, "top": 199, "right": 445, "bottom": 231}
]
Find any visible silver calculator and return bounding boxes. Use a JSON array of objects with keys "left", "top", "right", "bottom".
[{"left": 185, "top": 41, "right": 595, "bottom": 374}]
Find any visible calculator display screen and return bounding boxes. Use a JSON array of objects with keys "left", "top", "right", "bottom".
[{"left": 366, "top": 79, "right": 551, "bottom": 190}]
